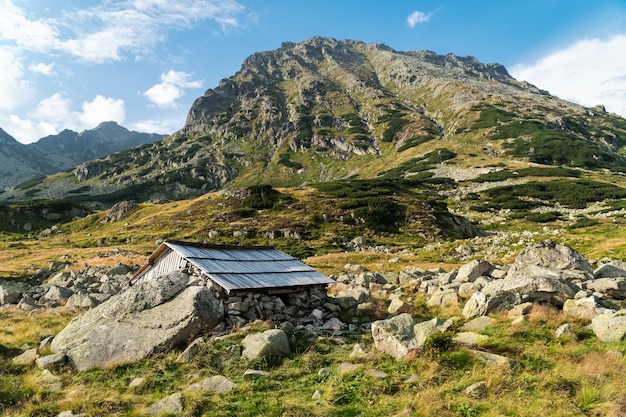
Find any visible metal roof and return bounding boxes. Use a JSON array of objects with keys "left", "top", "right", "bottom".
[{"left": 134, "top": 240, "right": 334, "bottom": 293}]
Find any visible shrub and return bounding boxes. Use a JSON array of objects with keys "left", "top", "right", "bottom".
[
  {"left": 526, "top": 211, "right": 562, "bottom": 223},
  {"left": 243, "top": 185, "right": 279, "bottom": 209}
]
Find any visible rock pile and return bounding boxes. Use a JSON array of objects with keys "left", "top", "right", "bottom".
[{"left": 0, "top": 263, "right": 134, "bottom": 311}]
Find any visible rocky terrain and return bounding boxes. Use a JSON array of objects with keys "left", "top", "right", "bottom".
[
  {"left": 3, "top": 37, "right": 625, "bottom": 205},
  {"left": 5, "top": 239, "right": 626, "bottom": 415}
]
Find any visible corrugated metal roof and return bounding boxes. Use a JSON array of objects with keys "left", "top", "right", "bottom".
[{"left": 138, "top": 240, "right": 334, "bottom": 293}]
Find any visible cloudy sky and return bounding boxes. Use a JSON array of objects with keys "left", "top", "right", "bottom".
[{"left": 1, "top": 0, "right": 625, "bottom": 144}]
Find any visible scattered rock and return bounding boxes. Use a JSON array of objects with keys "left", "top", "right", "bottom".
[
  {"left": 100, "top": 201, "right": 138, "bottom": 223},
  {"left": 38, "top": 369, "right": 63, "bottom": 391},
  {"left": 12, "top": 348, "right": 39, "bottom": 366},
  {"left": 371, "top": 314, "right": 452, "bottom": 359},
  {"left": 460, "top": 316, "right": 497, "bottom": 331},
  {"left": 241, "top": 329, "right": 291, "bottom": 361},
  {"left": 455, "top": 260, "right": 493, "bottom": 283},
  {"left": 177, "top": 337, "right": 204, "bottom": 363},
  {"left": 506, "top": 240, "right": 593, "bottom": 282},
  {"left": 0, "top": 280, "right": 27, "bottom": 305},
  {"left": 185, "top": 375, "right": 236, "bottom": 394},
  {"left": 468, "top": 349, "right": 515, "bottom": 368},
  {"left": 465, "top": 381, "right": 487, "bottom": 399},
  {"left": 453, "top": 332, "right": 489, "bottom": 347},
  {"left": 555, "top": 323, "right": 574, "bottom": 338},
  {"left": 589, "top": 311, "right": 626, "bottom": 342},
  {"left": 128, "top": 377, "right": 146, "bottom": 388},
  {"left": 35, "top": 353, "right": 66, "bottom": 370},
  {"left": 243, "top": 369, "right": 270, "bottom": 377},
  {"left": 144, "top": 392, "right": 184, "bottom": 416}
]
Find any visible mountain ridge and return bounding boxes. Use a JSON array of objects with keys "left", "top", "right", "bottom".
[
  {"left": 2, "top": 37, "right": 626, "bottom": 203},
  {"left": 0, "top": 122, "right": 167, "bottom": 191}
]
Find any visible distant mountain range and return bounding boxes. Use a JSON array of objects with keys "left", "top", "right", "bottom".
[
  {"left": 2, "top": 36, "right": 626, "bottom": 204},
  {"left": 0, "top": 122, "right": 166, "bottom": 191}
]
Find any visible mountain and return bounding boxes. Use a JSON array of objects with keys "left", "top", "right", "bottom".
[
  {"left": 3, "top": 36, "right": 626, "bottom": 203},
  {"left": 0, "top": 122, "right": 167, "bottom": 191},
  {"left": 0, "top": 128, "right": 60, "bottom": 191},
  {"left": 30, "top": 121, "right": 167, "bottom": 168}
]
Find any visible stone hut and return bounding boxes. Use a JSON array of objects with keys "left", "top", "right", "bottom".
[{"left": 131, "top": 240, "right": 335, "bottom": 326}]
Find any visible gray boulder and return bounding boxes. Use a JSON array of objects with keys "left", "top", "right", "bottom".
[
  {"left": 185, "top": 375, "right": 236, "bottom": 394},
  {"left": 44, "top": 285, "right": 74, "bottom": 303},
  {"left": 242, "top": 329, "right": 291, "bottom": 361},
  {"left": 0, "top": 281, "right": 28, "bottom": 305},
  {"left": 462, "top": 291, "right": 520, "bottom": 318},
  {"left": 455, "top": 260, "right": 493, "bottom": 283},
  {"left": 144, "top": 393, "right": 184, "bottom": 416},
  {"left": 594, "top": 262, "right": 626, "bottom": 279},
  {"left": 585, "top": 277, "right": 626, "bottom": 299},
  {"left": 589, "top": 311, "right": 626, "bottom": 342},
  {"left": 482, "top": 275, "right": 576, "bottom": 306},
  {"left": 563, "top": 296, "right": 612, "bottom": 320},
  {"left": 371, "top": 314, "right": 452, "bottom": 360},
  {"left": 12, "top": 348, "right": 39, "bottom": 366},
  {"left": 507, "top": 240, "right": 593, "bottom": 282},
  {"left": 50, "top": 271, "right": 224, "bottom": 371}
]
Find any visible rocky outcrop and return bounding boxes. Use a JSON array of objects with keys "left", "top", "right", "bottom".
[
  {"left": 50, "top": 271, "right": 224, "bottom": 371},
  {"left": 100, "top": 201, "right": 138, "bottom": 223}
]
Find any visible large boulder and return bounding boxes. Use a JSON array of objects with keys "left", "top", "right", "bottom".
[
  {"left": 585, "top": 278, "right": 626, "bottom": 300},
  {"left": 589, "top": 311, "right": 626, "bottom": 342},
  {"left": 0, "top": 280, "right": 28, "bottom": 305},
  {"left": 241, "top": 329, "right": 291, "bottom": 361},
  {"left": 506, "top": 240, "right": 593, "bottom": 282},
  {"left": 50, "top": 271, "right": 224, "bottom": 371},
  {"left": 371, "top": 313, "right": 452, "bottom": 359},
  {"left": 481, "top": 275, "right": 576, "bottom": 306},
  {"left": 462, "top": 291, "right": 520, "bottom": 318}
]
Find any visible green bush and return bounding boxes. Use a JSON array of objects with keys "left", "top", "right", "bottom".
[
  {"left": 526, "top": 211, "right": 562, "bottom": 223},
  {"left": 354, "top": 197, "right": 404, "bottom": 232},
  {"left": 243, "top": 185, "right": 279, "bottom": 209}
]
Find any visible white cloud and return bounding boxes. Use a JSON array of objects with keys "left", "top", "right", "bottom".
[
  {"left": 407, "top": 10, "right": 434, "bottom": 28},
  {"left": 143, "top": 70, "right": 203, "bottom": 108},
  {"left": 29, "top": 62, "right": 56, "bottom": 75},
  {"left": 3, "top": 115, "right": 57, "bottom": 144},
  {"left": 0, "top": 0, "right": 246, "bottom": 63},
  {"left": 130, "top": 118, "right": 178, "bottom": 135},
  {"left": 3, "top": 94, "right": 126, "bottom": 143},
  {"left": 510, "top": 35, "right": 626, "bottom": 118},
  {"left": 0, "top": 47, "right": 35, "bottom": 110},
  {"left": 79, "top": 95, "right": 126, "bottom": 128},
  {"left": 0, "top": 0, "right": 59, "bottom": 50}
]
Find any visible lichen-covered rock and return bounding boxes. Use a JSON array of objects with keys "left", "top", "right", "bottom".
[
  {"left": 455, "top": 260, "right": 494, "bottom": 283},
  {"left": 0, "top": 280, "right": 28, "bottom": 305},
  {"left": 482, "top": 275, "right": 576, "bottom": 305},
  {"left": 185, "top": 375, "right": 236, "bottom": 394},
  {"left": 462, "top": 291, "right": 520, "bottom": 318},
  {"left": 50, "top": 271, "right": 224, "bottom": 371},
  {"left": 589, "top": 311, "right": 626, "bottom": 342},
  {"left": 242, "top": 329, "right": 291, "bottom": 361},
  {"left": 144, "top": 393, "right": 184, "bottom": 416},
  {"left": 506, "top": 240, "right": 593, "bottom": 282},
  {"left": 585, "top": 277, "right": 626, "bottom": 300},
  {"left": 371, "top": 314, "right": 452, "bottom": 359}
]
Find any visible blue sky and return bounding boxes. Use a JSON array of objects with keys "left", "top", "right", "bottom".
[{"left": 1, "top": 0, "right": 625, "bottom": 144}]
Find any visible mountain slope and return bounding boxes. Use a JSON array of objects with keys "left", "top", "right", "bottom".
[
  {"left": 0, "top": 128, "right": 59, "bottom": 191},
  {"left": 3, "top": 37, "right": 626, "bottom": 203},
  {"left": 30, "top": 121, "right": 166, "bottom": 168},
  {"left": 0, "top": 123, "right": 166, "bottom": 191}
]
